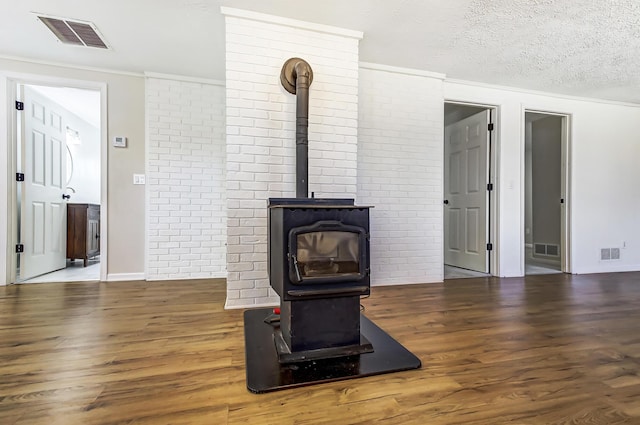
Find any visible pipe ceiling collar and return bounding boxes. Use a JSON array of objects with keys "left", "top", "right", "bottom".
[{"left": 280, "top": 57, "right": 314, "bottom": 94}]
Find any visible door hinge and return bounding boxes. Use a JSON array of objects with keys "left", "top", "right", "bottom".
[
  {"left": 487, "top": 243, "right": 493, "bottom": 251},
  {"left": 488, "top": 123, "right": 494, "bottom": 131},
  {"left": 15, "top": 101, "right": 24, "bottom": 111},
  {"left": 487, "top": 183, "right": 493, "bottom": 191},
  {"left": 16, "top": 244, "right": 24, "bottom": 253},
  {"left": 16, "top": 173, "right": 24, "bottom": 182}
]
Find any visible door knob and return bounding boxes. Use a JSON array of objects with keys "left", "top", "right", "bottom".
[
  {"left": 443, "top": 200, "right": 449, "bottom": 205},
  {"left": 62, "top": 194, "right": 71, "bottom": 200}
]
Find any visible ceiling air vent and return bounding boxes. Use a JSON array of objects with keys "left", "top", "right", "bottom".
[{"left": 37, "top": 15, "right": 109, "bottom": 49}]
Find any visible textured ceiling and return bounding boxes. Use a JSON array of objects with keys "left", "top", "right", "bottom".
[{"left": 2, "top": 0, "right": 640, "bottom": 103}]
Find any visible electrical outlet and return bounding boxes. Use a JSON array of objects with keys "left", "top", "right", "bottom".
[{"left": 133, "top": 174, "right": 145, "bottom": 185}]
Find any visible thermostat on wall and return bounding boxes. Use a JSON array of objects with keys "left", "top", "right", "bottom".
[{"left": 113, "top": 136, "right": 127, "bottom": 148}]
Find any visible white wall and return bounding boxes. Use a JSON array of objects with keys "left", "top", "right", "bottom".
[
  {"left": 222, "top": 8, "right": 362, "bottom": 308},
  {"left": 145, "top": 76, "right": 226, "bottom": 280},
  {"left": 5, "top": 34, "right": 639, "bottom": 289},
  {"left": 358, "top": 66, "right": 445, "bottom": 285},
  {"left": 354, "top": 69, "right": 640, "bottom": 279},
  {"left": 445, "top": 80, "right": 640, "bottom": 275}
]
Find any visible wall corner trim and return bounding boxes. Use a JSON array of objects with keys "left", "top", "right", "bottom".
[
  {"left": 144, "top": 72, "right": 225, "bottom": 87},
  {"left": 220, "top": 7, "right": 364, "bottom": 39},
  {"left": 359, "top": 62, "right": 446, "bottom": 80}
]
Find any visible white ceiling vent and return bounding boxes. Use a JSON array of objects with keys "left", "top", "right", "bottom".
[{"left": 36, "top": 14, "right": 109, "bottom": 49}]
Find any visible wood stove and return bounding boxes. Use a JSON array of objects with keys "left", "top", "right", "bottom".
[
  {"left": 268, "top": 198, "right": 373, "bottom": 362},
  {"left": 268, "top": 198, "right": 370, "bottom": 301},
  {"left": 243, "top": 57, "right": 420, "bottom": 393}
]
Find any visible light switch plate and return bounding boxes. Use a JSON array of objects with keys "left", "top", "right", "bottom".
[{"left": 133, "top": 174, "right": 145, "bottom": 185}]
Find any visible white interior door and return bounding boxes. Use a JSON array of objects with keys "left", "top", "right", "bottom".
[
  {"left": 444, "top": 110, "right": 490, "bottom": 272},
  {"left": 19, "top": 85, "right": 67, "bottom": 280}
]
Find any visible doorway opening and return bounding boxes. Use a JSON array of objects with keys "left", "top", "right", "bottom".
[
  {"left": 524, "top": 111, "right": 569, "bottom": 275},
  {"left": 443, "top": 102, "right": 496, "bottom": 280},
  {"left": 14, "top": 83, "right": 102, "bottom": 284}
]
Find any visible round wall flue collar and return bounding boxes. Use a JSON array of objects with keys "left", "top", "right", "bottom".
[{"left": 280, "top": 58, "right": 314, "bottom": 94}]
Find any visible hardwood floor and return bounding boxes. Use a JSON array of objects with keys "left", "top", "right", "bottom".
[{"left": 2, "top": 273, "right": 640, "bottom": 424}]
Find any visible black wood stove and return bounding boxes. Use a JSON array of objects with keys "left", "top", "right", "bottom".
[
  {"left": 243, "top": 58, "right": 420, "bottom": 393},
  {"left": 268, "top": 197, "right": 373, "bottom": 362}
]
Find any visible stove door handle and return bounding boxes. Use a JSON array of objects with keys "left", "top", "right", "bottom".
[{"left": 291, "top": 254, "right": 302, "bottom": 282}]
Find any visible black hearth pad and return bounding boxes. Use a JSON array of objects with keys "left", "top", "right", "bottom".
[{"left": 244, "top": 308, "right": 421, "bottom": 393}]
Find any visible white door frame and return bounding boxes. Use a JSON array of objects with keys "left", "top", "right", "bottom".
[
  {"left": 521, "top": 108, "right": 572, "bottom": 274},
  {"left": 443, "top": 100, "right": 499, "bottom": 276},
  {"left": 0, "top": 71, "right": 108, "bottom": 284}
]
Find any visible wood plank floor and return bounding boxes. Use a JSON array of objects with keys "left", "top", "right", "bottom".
[{"left": 2, "top": 273, "right": 640, "bottom": 424}]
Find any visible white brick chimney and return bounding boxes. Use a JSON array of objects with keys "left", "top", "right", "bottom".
[{"left": 221, "top": 8, "right": 362, "bottom": 308}]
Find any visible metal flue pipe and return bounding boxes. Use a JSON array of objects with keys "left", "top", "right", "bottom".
[{"left": 280, "top": 58, "right": 313, "bottom": 198}]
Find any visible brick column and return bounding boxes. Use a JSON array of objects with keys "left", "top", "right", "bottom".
[{"left": 222, "top": 8, "right": 362, "bottom": 308}]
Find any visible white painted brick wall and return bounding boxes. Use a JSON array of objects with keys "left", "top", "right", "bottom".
[
  {"left": 223, "top": 12, "right": 361, "bottom": 308},
  {"left": 358, "top": 67, "right": 445, "bottom": 285},
  {"left": 146, "top": 77, "right": 226, "bottom": 280}
]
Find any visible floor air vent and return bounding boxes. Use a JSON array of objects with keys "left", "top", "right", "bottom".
[
  {"left": 534, "top": 243, "right": 560, "bottom": 257},
  {"left": 601, "top": 247, "right": 621, "bottom": 261},
  {"left": 37, "top": 15, "right": 109, "bottom": 49}
]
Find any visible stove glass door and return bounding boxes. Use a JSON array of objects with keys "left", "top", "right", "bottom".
[
  {"left": 289, "top": 221, "right": 367, "bottom": 284},
  {"left": 296, "top": 231, "right": 359, "bottom": 278}
]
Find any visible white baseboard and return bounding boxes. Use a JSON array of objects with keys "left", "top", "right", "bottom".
[
  {"left": 572, "top": 264, "right": 640, "bottom": 275},
  {"left": 106, "top": 273, "right": 145, "bottom": 282},
  {"left": 370, "top": 278, "right": 443, "bottom": 286},
  {"left": 145, "top": 274, "right": 226, "bottom": 281},
  {"left": 224, "top": 300, "right": 279, "bottom": 310}
]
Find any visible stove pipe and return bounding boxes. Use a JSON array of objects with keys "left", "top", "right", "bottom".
[{"left": 280, "top": 58, "right": 314, "bottom": 198}]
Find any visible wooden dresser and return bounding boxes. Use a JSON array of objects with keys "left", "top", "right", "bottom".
[{"left": 67, "top": 203, "right": 100, "bottom": 267}]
